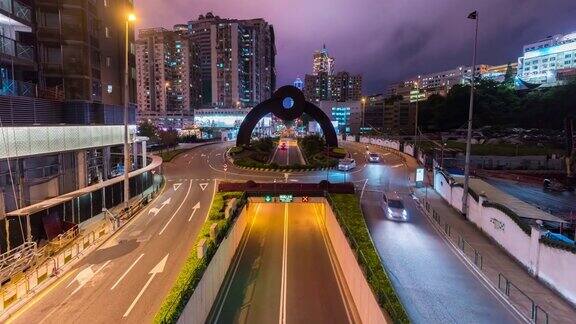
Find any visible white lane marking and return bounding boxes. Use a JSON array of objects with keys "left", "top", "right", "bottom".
[
  {"left": 70, "top": 260, "right": 111, "bottom": 295},
  {"left": 39, "top": 260, "right": 111, "bottom": 323},
  {"left": 158, "top": 181, "right": 193, "bottom": 235},
  {"left": 360, "top": 179, "right": 369, "bottom": 200},
  {"left": 173, "top": 183, "right": 182, "bottom": 191},
  {"left": 111, "top": 253, "right": 145, "bottom": 290},
  {"left": 213, "top": 204, "right": 261, "bottom": 322},
  {"left": 148, "top": 197, "right": 172, "bottom": 217},
  {"left": 183, "top": 154, "right": 189, "bottom": 158},
  {"left": 199, "top": 182, "right": 209, "bottom": 191},
  {"left": 391, "top": 163, "right": 404, "bottom": 168},
  {"left": 188, "top": 202, "right": 201, "bottom": 222},
  {"left": 123, "top": 254, "right": 169, "bottom": 318},
  {"left": 279, "top": 203, "right": 288, "bottom": 324}
]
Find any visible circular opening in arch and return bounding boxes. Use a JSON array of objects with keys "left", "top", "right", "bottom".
[{"left": 282, "top": 97, "right": 294, "bottom": 109}]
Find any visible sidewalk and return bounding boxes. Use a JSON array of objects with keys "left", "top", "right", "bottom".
[{"left": 414, "top": 186, "right": 576, "bottom": 323}]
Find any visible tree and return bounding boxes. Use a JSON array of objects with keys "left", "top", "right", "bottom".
[
  {"left": 138, "top": 120, "right": 159, "bottom": 142},
  {"left": 158, "top": 129, "right": 178, "bottom": 150},
  {"left": 503, "top": 62, "right": 515, "bottom": 88}
]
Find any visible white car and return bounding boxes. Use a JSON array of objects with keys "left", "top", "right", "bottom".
[
  {"left": 367, "top": 152, "right": 380, "bottom": 163},
  {"left": 338, "top": 158, "right": 356, "bottom": 171},
  {"left": 382, "top": 194, "right": 408, "bottom": 221}
]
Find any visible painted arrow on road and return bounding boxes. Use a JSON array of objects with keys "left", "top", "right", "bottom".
[
  {"left": 148, "top": 197, "right": 172, "bottom": 217},
  {"left": 188, "top": 202, "right": 201, "bottom": 222},
  {"left": 67, "top": 260, "right": 111, "bottom": 295},
  {"left": 123, "top": 254, "right": 169, "bottom": 318}
]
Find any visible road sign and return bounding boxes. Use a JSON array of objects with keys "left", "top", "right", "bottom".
[
  {"left": 279, "top": 194, "right": 293, "bottom": 203},
  {"left": 264, "top": 195, "right": 273, "bottom": 203},
  {"left": 415, "top": 167, "right": 425, "bottom": 188},
  {"left": 302, "top": 196, "right": 309, "bottom": 202}
]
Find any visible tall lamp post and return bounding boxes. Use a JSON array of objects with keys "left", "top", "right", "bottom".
[
  {"left": 361, "top": 97, "right": 366, "bottom": 133},
  {"left": 413, "top": 81, "right": 419, "bottom": 149},
  {"left": 462, "top": 10, "right": 479, "bottom": 218},
  {"left": 123, "top": 13, "right": 136, "bottom": 218}
]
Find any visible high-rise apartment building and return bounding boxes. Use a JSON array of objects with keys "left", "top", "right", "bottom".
[
  {"left": 188, "top": 12, "right": 276, "bottom": 108},
  {"left": 1, "top": 0, "right": 150, "bottom": 251},
  {"left": 293, "top": 77, "right": 303, "bottom": 90},
  {"left": 313, "top": 44, "right": 335, "bottom": 76},
  {"left": 304, "top": 71, "right": 362, "bottom": 103},
  {"left": 304, "top": 45, "right": 362, "bottom": 103},
  {"left": 330, "top": 71, "right": 362, "bottom": 102},
  {"left": 136, "top": 26, "right": 200, "bottom": 127},
  {"left": 517, "top": 31, "right": 576, "bottom": 88},
  {"left": 36, "top": 0, "right": 136, "bottom": 117},
  {"left": 386, "top": 65, "right": 490, "bottom": 102},
  {"left": 304, "top": 72, "right": 331, "bottom": 102}
]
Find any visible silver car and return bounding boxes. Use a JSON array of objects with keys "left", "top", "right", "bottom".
[
  {"left": 367, "top": 152, "right": 380, "bottom": 163},
  {"left": 338, "top": 158, "right": 356, "bottom": 171},
  {"left": 382, "top": 194, "right": 408, "bottom": 221}
]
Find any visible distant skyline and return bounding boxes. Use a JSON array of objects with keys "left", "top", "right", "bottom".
[{"left": 135, "top": 0, "right": 576, "bottom": 94}]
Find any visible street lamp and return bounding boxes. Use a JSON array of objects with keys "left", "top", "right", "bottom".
[
  {"left": 123, "top": 12, "right": 136, "bottom": 219},
  {"left": 413, "top": 81, "right": 419, "bottom": 147},
  {"left": 361, "top": 97, "right": 366, "bottom": 132},
  {"left": 462, "top": 10, "right": 479, "bottom": 218}
]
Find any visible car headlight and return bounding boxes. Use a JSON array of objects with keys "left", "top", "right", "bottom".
[
  {"left": 402, "top": 210, "right": 407, "bottom": 217},
  {"left": 387, "top": 208, "right": 392, "bottom": 214}
]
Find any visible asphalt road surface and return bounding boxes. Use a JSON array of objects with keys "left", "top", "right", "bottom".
[
  {"left": 208, "top": 202, "right": 354, "bottom": 324},
  {"left": 485, "top": 177, "right": 576, "bottom": 218},
  {"left": 270, "top": 139, "right": 305, "bottom": 166},
  {"left": 342, "top": 142, "right": 523, "bottom": 324},
  {"left": 9, "top": 140, "right": 524, "bottom": 323},
  {"left": 7, "top": 145, "right": 219, "bottom": 324}
]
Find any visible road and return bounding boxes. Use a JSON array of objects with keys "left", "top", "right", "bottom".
[
  {"left": 485, "top": 177, "right": 576, "bottom": 218},
  {"left": 342, "top": 142, "right": 522, "bottom": 323},
  {"left": 8, "top": 140, "right": 524, "bottom": 323},
  {"left": 206, "top": 141, "right": 522, "bottom": 323},
  {"left": 7, "top": 145, "right": 219, "bottom": 324},
  {"left": 270, "top": 139, "right": 305, "bottom": 166},
  {"left": 208, "top": 202, "right": 354, "bottom": 324}
]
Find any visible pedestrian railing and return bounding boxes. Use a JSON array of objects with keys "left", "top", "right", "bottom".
[
  {"left": 421, "top": 197, "right": 550, "bottom": 323},
  {"left": 498, "top": 273, "right": 549, "bottom": 324},
  {"left": 0, "top": 180, "right": 163, "bottom": 315}
]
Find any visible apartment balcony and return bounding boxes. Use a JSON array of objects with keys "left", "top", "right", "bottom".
[
  {"left": 0, "top": 78, "right": 65, "bottom": 100},
  {"left": 0, "top": 34, "right": 34, "bottom": 65},
  {"left": 0, "top": 0, "right": 32, "bottom": 26}
]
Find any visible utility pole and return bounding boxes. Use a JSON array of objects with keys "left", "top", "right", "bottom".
[
  {"left": 462, "top": 11, "right": 479, "bottom": 218},
  {"left": 123, "top": 13, "right": 136, "bottom": 221}
]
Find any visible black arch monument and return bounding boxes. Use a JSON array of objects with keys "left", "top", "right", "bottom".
[{"left": 236, "top": 85, "right": 338, "bottom": 148}]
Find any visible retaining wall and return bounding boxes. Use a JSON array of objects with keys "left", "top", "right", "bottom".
[
  {"left": 177, "top": 208, "right": 250, "bottom": 324},
  {"left": 434, "top": 169, "right": 576, "bottom": 305},
  {"left": 322, "top": 199, "right": 388, "bottom": 324}
]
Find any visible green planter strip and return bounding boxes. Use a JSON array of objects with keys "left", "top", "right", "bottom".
[
  {"left": 154, "top": 192, "right": 246, "bottom": 323},
  {"left": 327, "top": 194, "right": 410, "bottom": 323}
]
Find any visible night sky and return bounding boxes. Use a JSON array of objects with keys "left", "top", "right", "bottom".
[{"left": 135, "top": 0, "right": 576, "bottom": 94}]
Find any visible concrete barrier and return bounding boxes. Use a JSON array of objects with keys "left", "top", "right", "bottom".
[
  {"left": 322, "top": 199, "right": 388, "bottom": 324},
  {"left": 434, "top": 169, "right": 576, "bottom": 306},
  {"left": 178, "top": 208, "right": 250, "bottom": 324}
]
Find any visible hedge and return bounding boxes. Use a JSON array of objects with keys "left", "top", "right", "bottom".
[
  {"left": 158, "top": 149, "right": 188, "bottom": 162},
  {"left": 540, "top": 236, "right": 576, "bottom": 253},
  {"left": 328, "top": 194, "right": 410, "bottom": 323},
  {"left": 154, "top": 192, "right": 245, "bottom": 323}
]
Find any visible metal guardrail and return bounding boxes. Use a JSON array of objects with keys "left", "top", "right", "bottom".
[
  {"left": 0, "top": 181, "right": 163, "bottom": 314},
  {"left": 498, "top": 273, "right": 549, "bottom": 324},
  {"left": 423, "top": 199, "right": 550, "bottom": 323}
]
